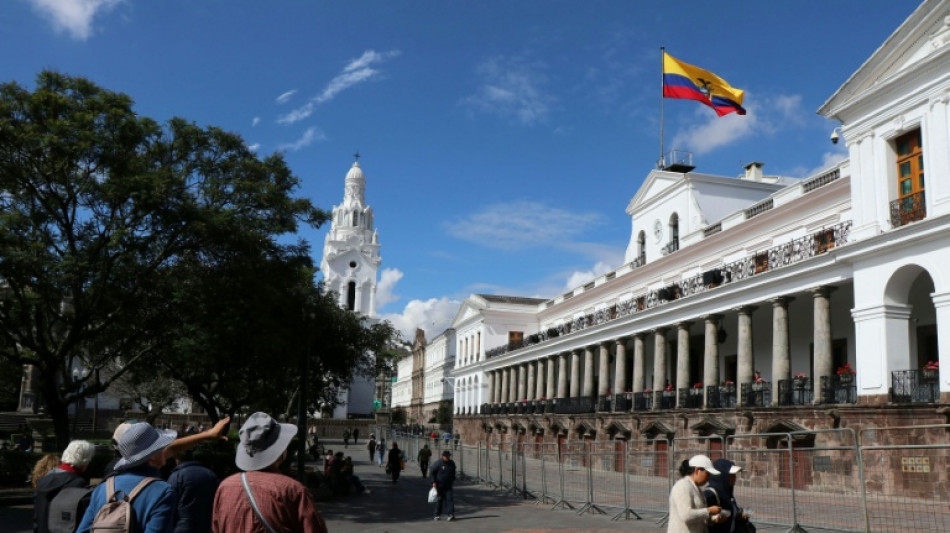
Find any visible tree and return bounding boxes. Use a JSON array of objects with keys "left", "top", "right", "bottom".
[{"left": 0, "top": 72, "right": 325, "bottom": 447}]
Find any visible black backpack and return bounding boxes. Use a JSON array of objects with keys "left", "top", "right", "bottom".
[{"left": 48, "top": 486, "right": 92, "bottom": 533}]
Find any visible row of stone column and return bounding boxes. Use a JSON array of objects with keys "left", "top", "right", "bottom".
[{"left": 484, "top": 286, "right": 835, "bottom": 408}]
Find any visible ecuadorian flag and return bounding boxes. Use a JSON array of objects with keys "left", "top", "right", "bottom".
[{"left": 662, "top": 52, "right": 746, "bottom": 117}]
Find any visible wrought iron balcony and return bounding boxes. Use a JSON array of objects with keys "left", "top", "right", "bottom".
[
  {"left": 743, "top": 381, "right": 771, "bottom": 407},
  {"left": 658, "top": 390, "right": 676, "bottom": 410},
  {"left": 778, "top": 378, "right": 813, "bottom": 406},
  {"left": 891, "top": 369, "right": 940, "bottom": 404},
  {"left": 890, "top": 191, "right": 926, "bottom": 228},
  {"left": 679, "top": 387, "right": 703, "bottom": 408},
  {"left": 633, "top": 392, "right": 653, "bottom": 411},
  {"left": 613, "top": 393, "right": 633, "bottom": 412},
  {"left": 661, "top": 239, "right": 680, "bottom": 256},
  {"left": 551, "top": 396, "right": 595, "bottom": 414},
  {"left": 819, "top": 375, "right": 857, "bottom": 404},
  {"left": 706, "top": 385, "right": 737, "bottom": 408}
]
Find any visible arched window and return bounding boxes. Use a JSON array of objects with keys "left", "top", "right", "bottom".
[
  {"left": 637, "top": 231, "right": 646, "bottom": 265},
  {"left": 347, "top": 281, "right": 356, "bottom": 311}
]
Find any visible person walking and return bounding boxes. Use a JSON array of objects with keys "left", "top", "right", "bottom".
[
  {"left": 76, "top": 423, "right": 178, "bottom": 533},
  {"left": 386, "top": 441, "right": 404, "bottom": 484},
  {"left": 367, "top": 436, "right": 377, "bottom": 462},
  {"left": 704, "top": 458, "right": 753, "bottom": 533},
  {"left": 352, "top": 428, "right": 360, "bottom": 444},
  {"left": 167, "top": 449, "right": 219, "bottom": 533},
  {"left": 212, "top": 412, "right": 327, "bottom": 533},
  {"left": 417, "top": 444, "right": 432, "bottom": 477},
  {"left": 667, "top": 455, "right": 722, "bottom": 533},
  {"left": 34, "top": 440, "right": 94, "bottom": 533},
  {"left": 377, "top": 439, "right": 385, "bottom": 467},
  {"left": 343, "top": 428, "right": 351, "bottom": 448},
  {"left": 430, "top": 450, "right": 457, "bottom": 521}
]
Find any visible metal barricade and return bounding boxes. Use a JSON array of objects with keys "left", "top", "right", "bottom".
[
  {"left": 533, "top": 442, "right": 560, "bottom": 505},
  {"left": 584, "top": 440, "right": 624, "bottom": 516},
  {"left": 619, "top": 437, "right": 670, "bottom": 519},
  {"left": 556, "top": 440, "right": 589, "bottom": 510},
  {"left": 858, "top": 424, "right": 950, "bottom": 533}
]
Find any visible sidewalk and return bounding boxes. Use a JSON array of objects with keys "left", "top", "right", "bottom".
[{"left": 320, "top": 447, "right": 666, "bottom": 533}]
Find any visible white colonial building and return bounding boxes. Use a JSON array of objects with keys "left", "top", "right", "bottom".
[
  {"left": 450, "top": 0, "right": 950, "bottom": 439},
  {"left": 319, "top": 158, "right": 382, "bottom": 418},
  {"left": 424, "top": 328, "right": 457, "bottom": 408}
]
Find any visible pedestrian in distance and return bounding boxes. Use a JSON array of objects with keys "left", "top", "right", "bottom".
[
  {"left": 343, "top": 428, "right": 351, "bottom": 448},
  {"left": 212, "top": 412, "right": 328, "bottom": 533},
  {"left": 377, "top": 439, "right": 385, "bottom": 467},
  {"left": 667, "top": 455, "right": 722, "bottom": 533},
  {"left": 352, "top": 428, "right": 360, "bottom": 444},
  {"left": 367, "top": 436, "right": 377, "bottom": 462},
  {"left": 386, "top": 441, "right": 404, "bottom": 484},
  {"left": 417, "top": 444, "right": 432, "bottom": 477},
  {"left": 453, "top": 431, "right": 460, "bottom": 450},
  {"left": 430, "top": 450, "right": 457, "bottom": 521},
  {"left": 76, "top": 423, "right": 178, "bottom": 533}
]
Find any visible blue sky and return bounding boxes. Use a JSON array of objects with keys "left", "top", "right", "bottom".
[{"left": 1, "top": 0, "right": 919, "bottom": 341}]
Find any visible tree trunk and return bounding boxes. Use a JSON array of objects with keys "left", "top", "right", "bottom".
[{"left": 38, "top": 374, "right": 72, "bottom": 450}]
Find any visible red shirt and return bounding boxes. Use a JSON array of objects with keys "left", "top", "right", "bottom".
[{"left": 212, "top": 470, "right": 327, "bottom": 533}]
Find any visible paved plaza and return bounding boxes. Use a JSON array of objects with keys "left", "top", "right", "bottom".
[{"left": 0, "top": 439, "right": 798, "bottom": 533}]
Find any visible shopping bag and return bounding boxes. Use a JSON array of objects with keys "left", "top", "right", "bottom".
[{"left": 428, "top": 487, "right": 439, "bottom": 503}]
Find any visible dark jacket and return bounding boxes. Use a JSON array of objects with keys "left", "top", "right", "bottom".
[
  {"left": 387, "top": 448, "right": 403, "bottom": 467},
  {"left": 704, "top": 458, "right": 743, "bottom": 533},
  {"left": 34, "top": 467, "right": 87, "bottom": 533},
  {"left": 429, "top": 458, "right": 456, "bottom": 488},
  {"left": 167, "top": 461, "right": 219, "bottom": 533}
]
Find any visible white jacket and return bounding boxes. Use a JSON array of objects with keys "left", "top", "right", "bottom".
[{"left": 667, "top": 476, "right": 711, "bottom": 533}]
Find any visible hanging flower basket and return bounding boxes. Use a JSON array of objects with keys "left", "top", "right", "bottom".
[
  {"left": 838, "top": 373, "right": 854, "bottom": 385},
  {"left": 921, "top": 368, "right": 938, "bottom": 381}
]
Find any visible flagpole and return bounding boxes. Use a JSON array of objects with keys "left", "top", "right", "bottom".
[{"left": 659, "top": 46, "right": 665, "bottom": 169}]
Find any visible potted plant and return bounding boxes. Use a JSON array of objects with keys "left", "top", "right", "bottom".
[
  {"left": 793, "top": 373, "right": 807, "bottom": 387},
  {"left": 837, "top": 363, "right": 855, "bottom": 384},
  {"left": 752, "top": 372, "right": 767, "bottom": 391},
  {"left": 922, "top": 361, "right": 939, "bottom": 381},
  {"left": 721, "top": 380, "right": 735, "bottom": 393}
]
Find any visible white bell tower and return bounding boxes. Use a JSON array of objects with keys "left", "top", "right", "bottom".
[{"left": 320, "top": 156, "right": 381, "bottom": 317}]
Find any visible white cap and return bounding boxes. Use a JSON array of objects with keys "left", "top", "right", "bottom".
[
  {"left": 729, "top": 464, "right": 743, "bottom": 474},
  {"left": 688, "top": 454, "right": 721, "bottom": 475}
]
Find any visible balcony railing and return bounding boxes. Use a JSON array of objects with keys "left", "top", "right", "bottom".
[
  {"left": 633, "top": 392, "right": 653, "bottom": 411},
  {"left": 706, "top": 386, "right": 737, "bottom": 408},
  {"left": 890, "top": 191, "right": 926, "bottom": 228},
  {"left": 679, "top": 387, "right": 704, "bottom": 408},
  {"left": 892, "top": 369, "right": 940, "bottom": 404},
  {"left": 483, "top": 221, "right": 852, "bottom": 361},
  {"left": 743, "top": 381, "right": 771, "bottom": 407},
  {"left": 819, "top": 375, "right": 857, "bottom": 404},
  {"left": 778, "top": 378, "right": 814, "bottom": 406},
  {"left": 661, "top": 239, "right": 680, "bottom": 256},
  {"left": 551, "top": 397, "right": 595, "bottom": 414}
]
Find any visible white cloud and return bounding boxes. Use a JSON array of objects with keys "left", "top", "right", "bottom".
[
  {"left": 277, "top": 127, "right": 326, "bottom": 152},
  {"left": 375, "top": 268, "right": 403, "bottom": 310},
  {"left": 246, "top": 143, "right": 260, "bottom": 152},
  {"left": 562, "top": 261, "right": 616, "bottom": 292},
  {"left": 278, "top": 49, "right": 401, "bottom": 125},
  {"left": 380, "top": 297, "right": 460, "bottom": 343},
  {"left": 251, "top": 117, "right": 260, "bottom": 127},
  {"left": 670, "top": 92, "right": 810, "bottom": 155},
  {"left": 444, "top": 201, "right": 603, "bottom": 251},
  {"left": 276, "top": 89, "right": 297, "bottom": 104},
  {"left": 463, "top": 56, "right": 555, "bottom": 125},
  {"left": 28, "top": 0, "right": 122, "bottom": 40}
]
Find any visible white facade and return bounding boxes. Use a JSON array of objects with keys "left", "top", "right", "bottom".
[
  {"left": 453, "top": 1, "right": 950, "bottom": 416},
  {"left": 391, "top": 355, "right": 413, "bottom": 409},
  {"left": 423, "top": 328, "right": 457, "bottom": 405},
  {"left": 319, "top": 159, "right": 382, "bottom": 418}
]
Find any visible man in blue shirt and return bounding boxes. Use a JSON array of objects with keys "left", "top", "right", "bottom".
[
  {"left": 167, "top": 449, "right": 219, "bottom": 533},
  {"left": 430, "top": 450, "right": 457, "bottom": 521}
]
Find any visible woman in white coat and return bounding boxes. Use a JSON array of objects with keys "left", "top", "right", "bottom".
[{"left": 668, "top": 455, "right": 723, "bottom": 533}]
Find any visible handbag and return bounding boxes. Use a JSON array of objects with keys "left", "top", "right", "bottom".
[
  {"left": 427, "top": 487, "right": 439, "bottom": 503},
  {"left": 385, "top": 463, "right": 391, "bottom": 474}
]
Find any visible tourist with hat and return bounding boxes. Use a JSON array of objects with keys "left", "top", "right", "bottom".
[
  {"left": 76, "top": 422, "right": 178, "bottom": 533},
  {"left": 667, "top": 454, "right": 723, "bottom": 533},
  {"left": 704, "top": 458, "right": 753, "bottom": 533},
  {"left": 429, "top": 449, "right": 457, "bottom": 521},
  {"left": 212, "top": 412, "right": 327, "bottom": 533}
]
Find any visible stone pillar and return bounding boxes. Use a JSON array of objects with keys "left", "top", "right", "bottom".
[
  {"left": 736, "top": 306, "right": 757, "bottom": 404},
  {"left": 570, "top": 350, "right": 582, "bottom": 398},
  {"left": 933, "top": 292, "right": 950, "bottom": 393},
  {"left": 509, "top": 366, "right": 518, "bottom": 403},
  {"left": 537, "top": 359, "right": 547, "bottom": 399},
  {"left": 583, "top": 347, "right": 596, "bottom": 397},
  {"left": 614, "top": 338, "right": 628, "bottom": 395},
  {"left": 771, "top": 297, "right": 793, "bottom": 406},
  {"left": 632, "top": 334, "right": 646, "bottom": 393},
  {"left": 703, "top": 315, "right": 722, "bottom": 407},
  {"left": 517, "top": 364, "right": 526, "bottom": 401},
  {"left": 547, "top": 355, "right": 557, "bottom": 399},
  {"left": 487, "top": 371, "right": 495, "bottom": 405},
  {"left": 676, "top": 322, "right": 692, "bottom": 407},
  {"left": 501, "top": 368, "right": 510, "bottom": 404},
  {"left": 558, "top": 353, "right": 569, "bottom": 398},
  {"left": 811, "top": 287, "right": 835, "bottom": 403},
  {"left": 597, "top": 343, "right": 611, "bottom": 396},
  {"left": 652, "top": 328, "right": 668, "bottom": 409},
  {"left": 526, "top": 362, "right": 536, "bottom": 401}
]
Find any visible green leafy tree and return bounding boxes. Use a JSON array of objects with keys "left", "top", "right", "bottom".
[{"left": 0, "top": 72, "right": 324, "bottom": 447}]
